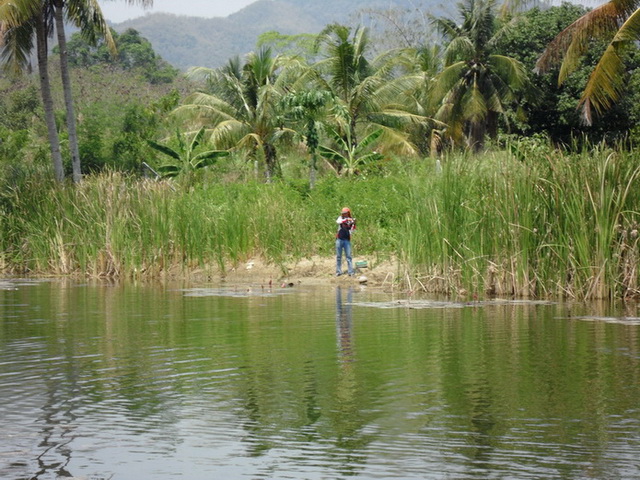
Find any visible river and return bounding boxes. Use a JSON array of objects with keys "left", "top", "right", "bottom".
[{"left": 1, "top": 278, "right": 639, "bottom": 479}]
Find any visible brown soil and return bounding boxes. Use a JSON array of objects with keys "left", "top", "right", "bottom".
[{"left": 187, "top": 255, "right": 402, "bottom": 288}]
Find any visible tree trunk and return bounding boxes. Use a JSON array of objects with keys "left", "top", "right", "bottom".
[
  {"left": 487, "top": 111, "right": 498, "bottom": 141},
  {"left": 35, "top": 13, "right": 65, "bottom": 183},
  {"left": 349, "top": 114, "right": 358, "bottom": 148},
  {"left": 307, "top": 121, "right": 318, "bottom": 190},
  {"left": 467, "top": 121, "right": 485, "bottom": 153},
  {"left": 263, "top": 142, "right": 279, "bottom": 182},
  {"left": 309, "top": 151, "right": 317, "bottom": 190},
  {"left": 54, "top": 0, "right": 82, "bottom": 183}
]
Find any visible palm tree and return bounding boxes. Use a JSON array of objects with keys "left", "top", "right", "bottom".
[
  {"left": 1, "top": 0, "right": 152, "bottom": 183},
  {"left": 385, "top": 44, "right": 448, "bottom": 155},
  {"left": 1, "top": 0, "right": 65, "bottom": 181},
  {"left": 55, "top": 0, "right": 152, "bottom": 182},
  {"left": 313, "top": 24, "right": 372, "bottom": 147},
  {"left": 430, "top": 0, "right": 530, "bottom": 151},
  {"left": 311, "top": 23, "right": 424, "bottom": 157},
  {"left": 535, "top": 0, "right": 640, "bottom": 125},
  {"left": 53, "top": 0, "right": 112, "bottom": 182},
  {"left": 174, "top": 47, "right": 296, "bottom": 182}
]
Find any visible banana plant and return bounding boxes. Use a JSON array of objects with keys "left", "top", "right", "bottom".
[
  {"left": 147, "top": 127, "right": 229, "bottom": 178},
  {"left": 317, "top": 127, "right": 384, "bottom": 176}
]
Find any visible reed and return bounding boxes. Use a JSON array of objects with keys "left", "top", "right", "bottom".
[
  {"left": 2, "top": 146, "right": 640, "bottom": 299},
  {"left": 398, "top": 147, "right": 640, "bottom": 299}
]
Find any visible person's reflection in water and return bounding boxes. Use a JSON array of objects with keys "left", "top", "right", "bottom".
[
  {"left": 465, "top": 377, "right": 497, "bottom": 471},
  {"left": 336, "top": 286, "right": 354, "bottom": 363},
  {"left": 331, "top": 286, "right": 373, "bottom": 476}
]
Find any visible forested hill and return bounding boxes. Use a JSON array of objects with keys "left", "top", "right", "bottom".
[{"left": 113, "top": 0, "right": 449, "bottom": 70}]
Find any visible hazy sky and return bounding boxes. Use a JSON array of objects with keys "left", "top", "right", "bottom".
[{"left": 98, "top": 0, "right": 257, "bottom": 23}]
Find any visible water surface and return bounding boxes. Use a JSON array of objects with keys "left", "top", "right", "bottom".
[{"left": 1, "top": 279, "right": 639, "bottom": 479}]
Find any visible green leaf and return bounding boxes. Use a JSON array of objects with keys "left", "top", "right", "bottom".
[
  {"left": 317, "top": 145, "right": 346, "bottom": 164},
  {"left": 189, "top": 126, "right": 206, "bottom": 152},
  {"left": 191, "top": 150, "right": 230, "bottom": 169},
  {"left": 355, "top": 129, "right": 383, "bottom": 152},
  {"left": 146, "top": 140, "right": 181, "bottom": 161}
]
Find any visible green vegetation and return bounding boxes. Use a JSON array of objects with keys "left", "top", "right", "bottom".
[
  {"left": 3, "top": 1, "right": 640, "bottom": 300},
  {"left": 62, "top": 28, "right": 179, "bottom": 84},
  {"left": 430, "top": 0, "right": 531, "bottom": 151},
  {"left": 147, "top": 126, "right": 230, "bottom": 178},
  {"left": 176, "top": 47, "right": 297, "bottom": 181},
  {"left": 536, "top": 0, "right": 640, "bottom": 125},
  {"left": 2, "top": 146, "right": 640, "bottom": 301}
]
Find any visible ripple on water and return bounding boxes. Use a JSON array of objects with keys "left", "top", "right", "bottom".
[{"left": 2, "top": 283, "right": 640, "bottom": 480}]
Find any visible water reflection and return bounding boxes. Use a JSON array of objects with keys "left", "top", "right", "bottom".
[
  {"left": 336, "top": 286, "right": 354, "bottom": 363},
  {"left": 332, "top": 286, "right": 374, "bottom": 477},
  {"left": 32, "top": 377, "right": 77, "bottom": 479},
  {"left": 1, "top": 280, "right": 640, "bottom": 479}
]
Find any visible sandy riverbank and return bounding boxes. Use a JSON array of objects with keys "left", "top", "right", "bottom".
[{"left": 185, "top": 255, "right": 403, "bottom": 289}]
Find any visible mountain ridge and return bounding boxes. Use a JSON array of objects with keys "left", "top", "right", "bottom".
[{"left": 114, "top": 0, "right": 444, "bottom": 70}]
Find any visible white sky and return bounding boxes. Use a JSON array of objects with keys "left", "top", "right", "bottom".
[{"left": 98, "top": 0, "right": 257, "bottom": 23}]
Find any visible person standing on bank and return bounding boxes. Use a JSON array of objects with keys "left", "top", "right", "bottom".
[{"left": 336, "top": 207, "right": 356, "bottom": 276}]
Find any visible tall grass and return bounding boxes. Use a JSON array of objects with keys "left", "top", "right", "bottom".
[
  {"left": 0, "top": 173, "right": 405, "bottom": 278},
  {"left": 2, "top": 146, "right": 640, "bottom": 299},
  {"left": 399, "top": 147, "right": 640, "bottom": 299}
]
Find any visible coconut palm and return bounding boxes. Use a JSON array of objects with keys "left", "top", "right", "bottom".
[
  {"left": 52, "top": 0, "right": 113, "bottom": 182},
  {"left": 1, "top": 0, "right": 152, "bottom": 183},
  {"left": 535, "top": 0, "right": 640, "bottom": 125},
  {"left": 1, "top": 0, "right": 64, "bottom": 181},
  {"left": 311, "top": 24, "right": 425, "bottom": 157},
  {"left": 385, "top": 44, "right": 448, "bottom": 155},
  {"left": 313, "top": 25, "right": 403, "bottom": 146},
  {"left": 430, "top": 0, "right": 531, "bottom": 151},
  {"left": 174, "top": 47, "right": 297, "bottom": 182},
  {"left": 313, "top": 24, "right": 372, "bottom": 147},
  {"left": 54, "top": 0, "right": 152, "bottom": 182}
]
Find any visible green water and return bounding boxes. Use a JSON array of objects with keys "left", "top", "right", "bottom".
[{"left": 0, "top": 279, "right": 639, "bottom": 480}]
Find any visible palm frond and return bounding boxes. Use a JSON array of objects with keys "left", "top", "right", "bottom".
[
  {"left": 579, "top": 7, "right": 640, "bottom": 124},
  {"left": 369, "top": 109, "right": 437, "bottom": 127},
  {"left": 0, "top": 0, "right": 39, "bottom": 26},
  {"left": 487, "top": 54, "right": 529, "bottom": 90},
  {"left": 460, "top": 80, "right": 488, "bottom": 123},
  {"left": 209, "top": 119, "right": 250, "bottom": 148},
  {"left": 431, "top": 62, "right": 468, "bottom": 103},
  {"left": 66, "top": 0, "right": 115, "bottom": 54},
  {"left": 173, "top": 95, "right": 237, "bottom": 125},
  {"left": 377, "top": 125, "right": 419, "bottom": 156},
  {"left": 0, "top": 20, "right": 34, "bottom": 74},
  {"left": 535, "top": 0, "right": 626, "bottom": 82},
  {"left": 430, "top": 16, "right": 460, "bottom": 41},
  {"left": 186, "top": 66, "right": 217, "bottom": 83}
]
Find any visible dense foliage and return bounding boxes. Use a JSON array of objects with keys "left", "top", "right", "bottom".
[
  {"left": 3, "top": 2, "right": 640, "bottom": 299},
  {"left": 495, "top": 3, "right": 640, "bottom": 145},
  {"left": 61, "top": 28, "right": 179, "bottom": 84},
  {"left": 2, "top": 147, "right": 640, "bottom": 300}
]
